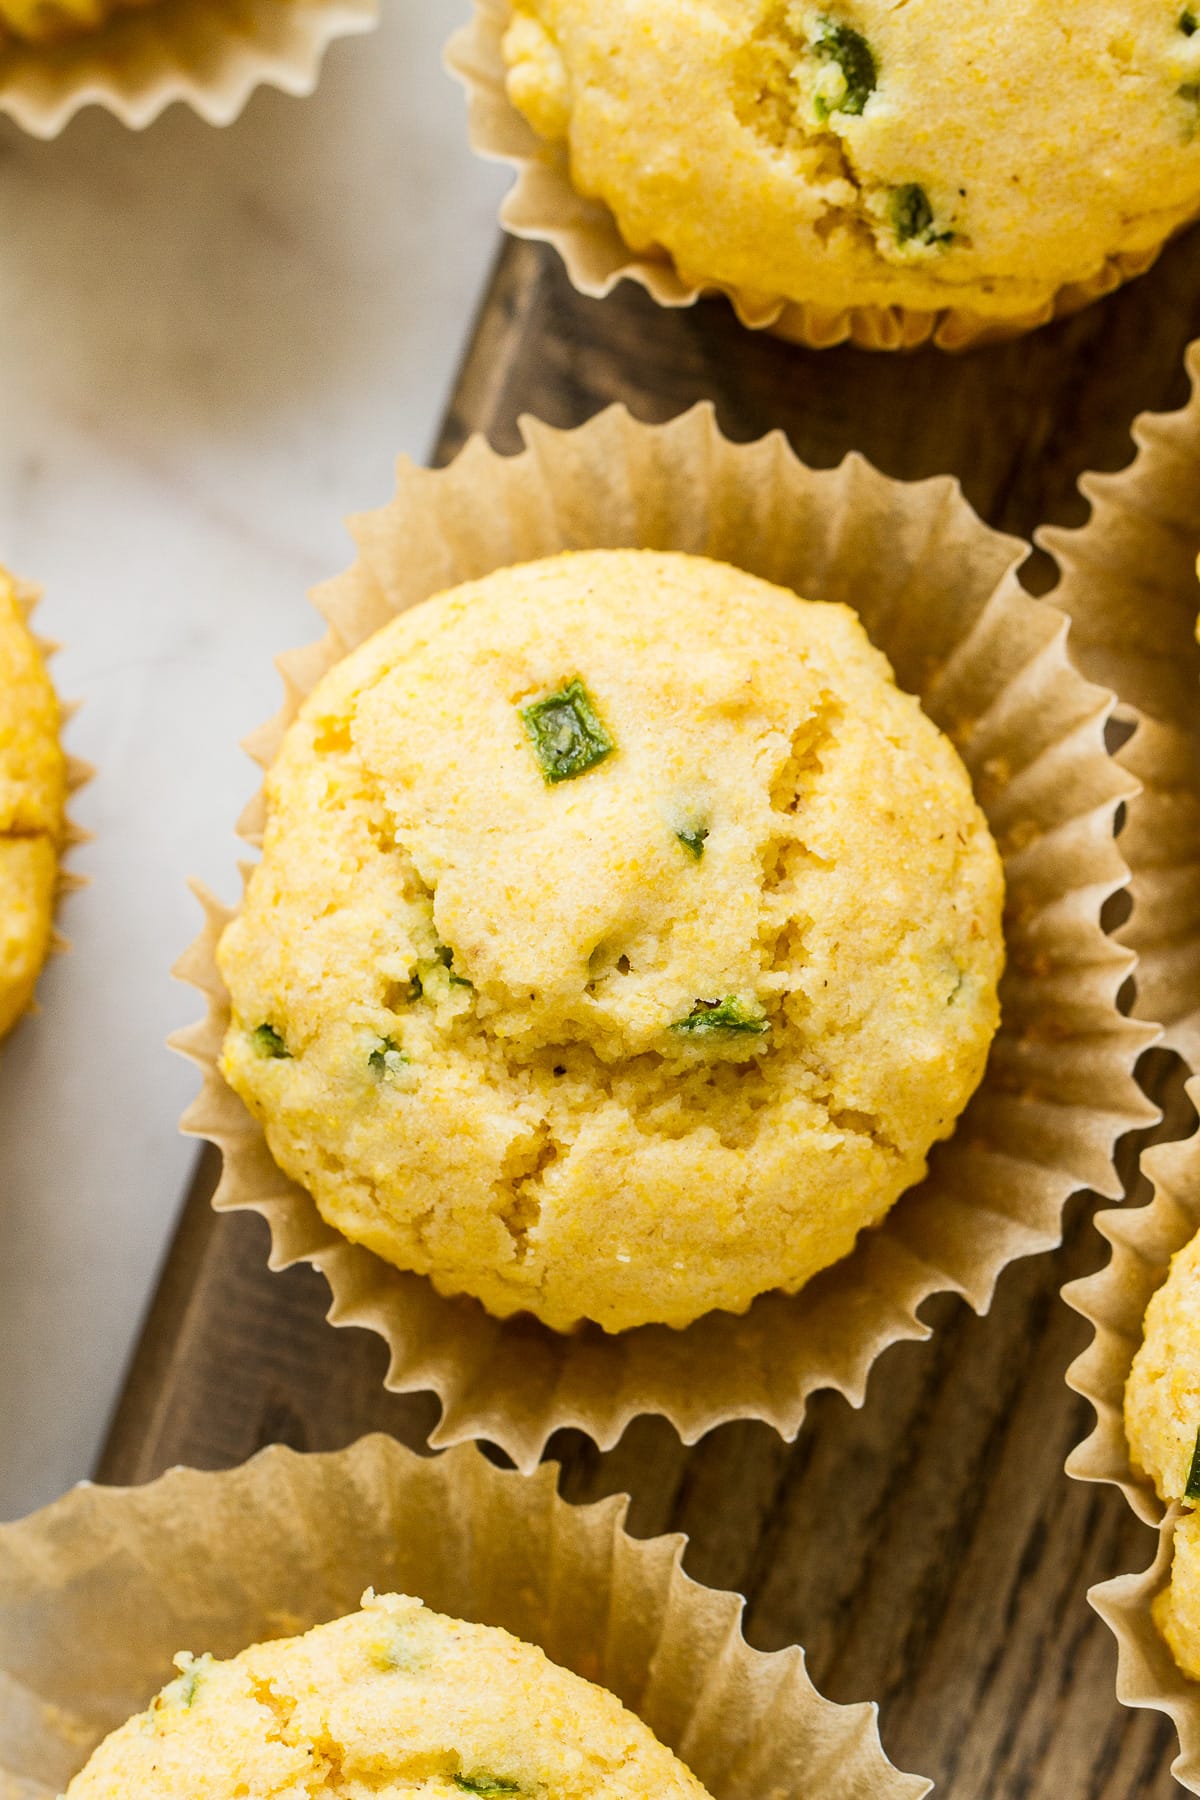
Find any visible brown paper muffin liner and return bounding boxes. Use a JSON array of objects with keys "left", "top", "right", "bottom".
[
  {"left": 8, "top": 577, "right": 90, "bottom": 1003},
  {"left": 1064, "top": 1081, "right": 1200, "bottom": 1792},
  {"left": 445, "top": 0, "right": 1173, "bottom": 354},
  {"left": 1042, "top": 340, "right": 1200, "bottom": 1071},
  {"left": 0, "top": 1435, "right": 931, "bottom": 1799},
  {"left": 1049, "top": 337, "right": 1200, "bottom": 1793},
  {"left": 0, "top": 0, "right": 375, "bottom": 139},
  {"left": 173, "top": 402, "right": 1153, "bottom": 1469}
]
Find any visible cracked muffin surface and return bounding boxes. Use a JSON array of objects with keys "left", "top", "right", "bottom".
[
  {"left": 217, "top": 549, "right": 1004, "bottom": 1333},
  {"left": 501, "top": 0, "right": 1200, "bottom": 327},
  {"left": 0, "top": 566, "right": 65, "bottom": 1044},
  {"left": 63, "top": 1591, "right": 714, "bottom": 1800}
]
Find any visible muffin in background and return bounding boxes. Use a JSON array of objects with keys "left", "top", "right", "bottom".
[
  {"left": 0, "top": 565, "right": 66, "bottom": 1042},
  {"left": 217, "top": 548, "right": 1004, "bottom": 1335},
  {"left": 496, "top": 0, "right": 1200, "bottom": 342},
  {"left": 0, "top": 0, "right": 150, "bottom": 46},
  {"left": 64, "top": 1590, "right": 716, "bottom": 1800},
  {"left": 1127, "top": 1228, "right": 1200, "bottom": 1681}
]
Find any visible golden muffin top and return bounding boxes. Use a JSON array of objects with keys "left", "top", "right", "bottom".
[
  {"left": 502, "top": 0, "right": 1200, "bottom": 323},
  {"left": 0, "top": 567, "right": 66, "bottom": 1042},
  {"left": 63, "top": 1592, "right": 715, "bottom": 1800},
  {"left": 1127, "top": 1229, "right": 1200, "bottom": 1509},
  {"left": 218, "top": 550, "right": 1004, "bottom": 1333}
]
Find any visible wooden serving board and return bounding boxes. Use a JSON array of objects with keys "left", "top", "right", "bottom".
[{"left": 99, "top": 233, "right": 1200, "bottom": 1799}]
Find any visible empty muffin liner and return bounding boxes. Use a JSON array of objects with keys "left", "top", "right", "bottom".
[
  {"left": 173, "top": 401, "right": 1153, "bottom": 1470},
  {"left": 446, "top": 0, "right": 1173, "bottom": 354},
  {"left": 0, "top": 0, "right": 375, "bottom": 138},
  {"left": 0, "top": 1434, "right": 931, "bottom": 1799},
  {"left": 6, "top": 577, "right": 90, "bottom": 1010},
  {"left": 1065, "top": 1084, "right": 1200, "bottom": 1795}
]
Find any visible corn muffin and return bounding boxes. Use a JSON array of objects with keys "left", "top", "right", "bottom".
[
  {"left": 0, "top": 0, "right": 151, "bottom": 43},
  {"left": 64, "top": 1591, "right": 714, "bottom": 1800},
  {"left": 1127, "top": 1230, "right": 1200, "bottom": 1679},
  {"left": 0, "top": 566, "right": 65, "bottom": 1043},
  {"left": 500, "top": 0, "right": 1200, "bottom": 332},
  {"left": 218, "top": 549, "right": 1005, "bottom": 1334}
]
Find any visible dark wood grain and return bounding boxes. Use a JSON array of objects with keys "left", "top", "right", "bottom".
[{"left": 100, "top": 232, "right": 1200, "bottom": 1799}]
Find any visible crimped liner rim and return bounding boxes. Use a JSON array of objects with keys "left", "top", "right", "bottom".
[
  {"left": 0, "top": 0, "right": 375, "bottom": 138},
  {"left": 445, "top": 0, "right": 1172, "bottom": 354},
  {"left": 174, "top": 401, "right": 1153, "bottom": 1472},
  {"left": 1042, "top": 340, "right": 1200, "bottom": 1072},
  {"left": 0, "top": 1435, "right": 931, "bottom": 1799}
]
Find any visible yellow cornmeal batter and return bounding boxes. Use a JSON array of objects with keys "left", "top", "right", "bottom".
[
  {"left": 64, "top": 1592, "right": 713, "bottom": 1800},
  {"left": 218, "top": 550, "right": 1004, "bottom": 1334},
  {"left": 501, "top": 0, "right": 1200, "bottom": 327},
  {"left": 0, "top": 0, "right": 153, "bottom": 45},
  {"left": 1127, "top": 1231, "right": 1200, "bottom": 1679},
  {"left": 0, "top": 567, "right": 65, "bottom": 1043}
]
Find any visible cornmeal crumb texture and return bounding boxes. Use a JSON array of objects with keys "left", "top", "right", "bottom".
[
  {"left": 64, "top": 1592, "right": 714, "bottom": 1800},
  {"left": 502, "top": 0, "right": 1200, "bottom": 323},
  {"left": 218, "top": 550, "right": 1004, "bottom": 1334},
  {"left": 0, "top": 0, "right": 151, "bottom": 44},
  {"left": 0, "top": 568, "right": 65, "bottom": 1043},
  {"left": 1127, "top": 1232, "right": 1200, "bottom": 1679}
]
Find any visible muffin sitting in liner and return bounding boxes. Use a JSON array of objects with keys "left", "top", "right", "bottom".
[
  {"left": 0, "top": 564, "right": 66, "bottom": 1042},
  {"left": 218, "top": 549, "right": 1003, "bottom": 1334},
  {"left": 63, "top": 1590, "right": 712, "bottom": 1800},
  {"left": 1126, "top": 1224, "right": 1200, "bottom": 1681},
  {"left": 498, "top": 0, "right": 1200, "bottom": 334}
]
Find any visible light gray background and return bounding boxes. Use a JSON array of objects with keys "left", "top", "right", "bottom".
[{"left": 0, "top": 0, "right": 506, "bottom": 1519}]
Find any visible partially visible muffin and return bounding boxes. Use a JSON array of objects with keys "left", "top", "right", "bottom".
[
  {"left": 0, "top": 0, "right": 151, "bottom": 43},
  {"left": 1127, "top": 1230, "right": 1200, "bottom": 1679},
  {"left": 0, "top": 567, "right": 65, "bottom": 1043},
  {"left": 500, "top": 0, "right": 1200, "bottom": 335},
  {"left": 217, "top": 549, "right": 1004, "bottom": 1334},
  {"left": 63, "top": 1591, "right": 716, "bottom": 1800}
]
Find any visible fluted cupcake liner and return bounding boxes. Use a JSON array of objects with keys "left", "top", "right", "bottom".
[
  {"left": 0, "top": 1434, "right": 930, "bottom": 1799},
  {"left": 0, "top": 0, "right": 375, "bottom": 138},
  {"left": 446, "top": 0, "right": 1174, "bottom": 354},
  {"left": 1042, "top": 340, "right": 1200, "bottom": 1072},
  {"left": 172, "top": 401, "right": 1152, "bottom": 1469},
  {"left": 1065, "top": 1082, "right": 1200, "bottom": 1793}
]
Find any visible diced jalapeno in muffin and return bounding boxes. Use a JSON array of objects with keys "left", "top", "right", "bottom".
[
  {"left": 675, "top": 821, "right": 709, "bottom": 860},
  {"left": 520, "top": 678, "right": 614, "bottom": 783},
  {"left": 890, "top": 184, "right": 954, "bottom": 248},
  {"left": 1187, "top": 1426, "right": 1200, "bottom": 1504},
  {"left": 369, "top": 1036, "right": 408, "bottom": 1079},
  {"left": 670, "top": 997, "right": 769, "bottom": 1037},
  {"left": 455, "top": 1777, "right": 522, "bottom": 1796},
  {"left": 436, "top": 942, "right": 474, "bottom": 989},
  {"left": 811, "top": 18, "right": 877, "bottom": 118},
  {"left": 1182, "top": 8, "right": 1198, "bottom": 34},
  {"left": 251, "top": 1022, "right": 291, "bottom": 1059},
  {"left": 159, "top": 1654, "right": 211, "bottom": 1711}
]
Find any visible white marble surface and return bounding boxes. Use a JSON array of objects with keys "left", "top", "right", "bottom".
[{"left": 0, "top": 0, "right": 507, "bottom": 1521}]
